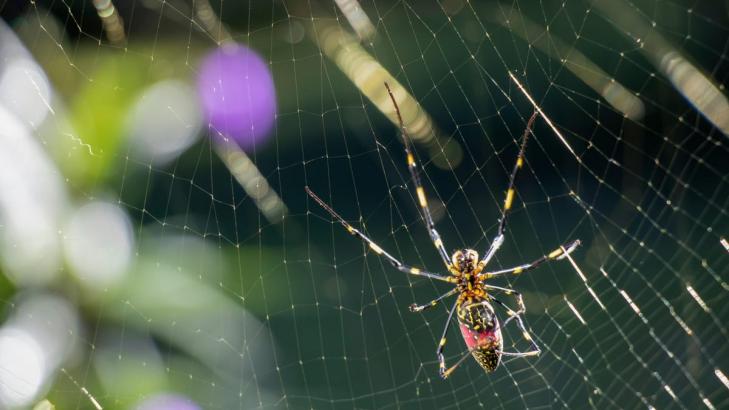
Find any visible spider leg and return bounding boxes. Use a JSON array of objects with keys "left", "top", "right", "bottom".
[
  {"left": 491, "top": 297, "right": 541, "bottom": 357},
  {"left": 385, "top": 82, "right": 451, "bottom": 269},
  {"left": 437, "top": 300, "right": 459, "bottom": 378},
  {"left": 409, "top": 288, "right": 458, "bottom": 313},
  {"left": 478, "top": 111, "right": 538, "bottom": 270},
  {"left": 482, "top": 284, "right": 525, "bottom": 327},
  {"left": 481, "top": 239, "right": 581, "bottom": 279},
  {"left": 306, "top": 187, "right": 455, "bottom": 283},
  {"left": 441, "top": 342, "right": 483, "bottom": 379}
]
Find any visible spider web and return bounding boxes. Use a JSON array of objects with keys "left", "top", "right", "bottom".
[{"left": 0, "top": 0, "right": 727, "bottom": 409}]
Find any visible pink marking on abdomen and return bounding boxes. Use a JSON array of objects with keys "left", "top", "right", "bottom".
[{"left": 459, "top": 323, "right": 500, "bottom": 350}]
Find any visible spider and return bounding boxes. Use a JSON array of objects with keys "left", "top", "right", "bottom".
[{"left": 305, "top": 83, "right": 581, "bottom": 378}]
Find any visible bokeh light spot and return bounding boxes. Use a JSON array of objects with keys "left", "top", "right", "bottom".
[
  {"left": 64, "top": 201, "right": 133, "bottom": 290},
  {"left": 0, "top": 58, "right": 52, "bottom": 129},
  {"left": 0, "top": 328, "right": 46, "bottom": 408},
  {"left": 127, "top": 80, "right": 202, "bottom": 164}
]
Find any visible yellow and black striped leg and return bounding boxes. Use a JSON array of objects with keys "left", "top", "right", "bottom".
[
  {"left": 482, "top": 285, "right": 526, "bottom": 325},
  {"left": 482, "top": 239, "right": 581, "bottom": 278},
  {"left": 306, "top": 187, "right": 454, "bottom": 283},
  {"left": 409, "top": 288, "right": 458, "bottom": 313},
  {"left": 492, "top": 297, "right": 541, "bottom": 357},
  {"left": 437, "top": 300, "right": 459, "bottom": 379},
  {"left": 479, "top": 111, "right": 538, "bottom": 269},
  {"left": 385, "top": 82, "right": 451, "bottom": 268}
]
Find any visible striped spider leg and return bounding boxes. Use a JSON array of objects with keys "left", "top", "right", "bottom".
[
  {"left": 384, "top": 82, "right": 452, "bottom": 269},
  {"left": 480, "top": 240, "right": 582, "bottom": 279},
  {"left": 409, "top": 288, "right": 458, "bottom": 313},
  {"left": 478, "top": 111, "right": 538, "bottom": 269},
  {"left": 305, "top": 187, "right": 454, "bottom": 285},
  {"left": 485, "top": 283, "right": 541, "bottom": 356}
]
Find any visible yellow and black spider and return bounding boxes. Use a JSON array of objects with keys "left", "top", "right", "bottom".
[{"left": 306, "top": 83, "right": 580, "bottom": 378}]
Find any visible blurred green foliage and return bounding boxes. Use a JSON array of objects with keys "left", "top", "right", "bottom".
[{"left": 64, "top": 58, "right": 146, "bottom": 188}]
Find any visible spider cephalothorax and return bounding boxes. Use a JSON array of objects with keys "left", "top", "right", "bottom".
[
  {"left": 451, "top": 249, "right": 479, "bottom": 274},
  {"left": 305, "top": 83, "right": 581, "bottom": 379}
]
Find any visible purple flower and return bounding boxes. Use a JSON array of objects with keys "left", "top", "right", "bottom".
[{"left": 197, "top": 44, "right": 277, "bottom": 150}]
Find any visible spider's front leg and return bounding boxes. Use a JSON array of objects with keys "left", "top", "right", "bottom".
[
  {"left": 481, "top": 239, "right": 581, "bottom": 278},
  {"left": 479, "top": 111, "right": 538, "bottom": 270},
  {"left": 306, "top": 187, "right": 455, "bottom": 284},
  {"left": 385, "top": 82, "right": 452, "bottom": 269}
]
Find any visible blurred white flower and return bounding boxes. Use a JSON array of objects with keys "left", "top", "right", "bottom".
[
  {"left": 0, "top": 104, "right": 66, "bottom": 286},
  {"left": 0, "top": 327, "right": 46, "bottom": 408},
  {"left": 0, "top": 293, "right": 81, "bottom": 409},
  {"left": 64, "top": 201, "right": 133, "bottom": 290},
  {"left": 127, "top": 79, "right": 202, "bottom": 164}
]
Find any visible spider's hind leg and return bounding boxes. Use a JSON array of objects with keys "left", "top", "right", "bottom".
[
  {"left": 492, "top": 297, "right": 541, "bottom": 357},
  {"left": 482, "top": 284, "right": 525, "bottom": 328},
  {"left": 436, "top": 300, "right": 459, "bottom": 378}
]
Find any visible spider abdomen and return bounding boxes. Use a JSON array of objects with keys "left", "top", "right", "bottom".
[{"left": 457, "top": 299, "right": 503, "bottom": 372}]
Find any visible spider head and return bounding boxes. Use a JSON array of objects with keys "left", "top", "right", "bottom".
[{"left": 452, "top": 249, "right": 479, "bottom": 273}]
